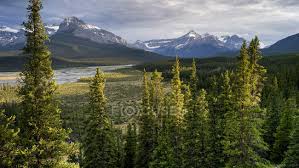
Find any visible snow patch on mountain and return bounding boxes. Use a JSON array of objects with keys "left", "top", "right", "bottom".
[
  {"left": 145, "top": 42, "right": 160, "bottom": 49},
  {"left": 45, "top": 24, "right": 59, "bottom": 35},
  {"left": 84, "top": 24, "right": 101, "bottom": 30},
  {"left": 0, "top": 26, "right": 19, "bottom": 33},
  {"left": 45, "top": 25, "right": 59, "bottom": 31},
  {"left": 188, "top": 31, "right": 198, "bottom": 38}
]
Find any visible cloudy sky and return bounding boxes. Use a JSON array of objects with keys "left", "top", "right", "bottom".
[{"left": 1, "top": 0, "right": 299, "bottom": 45}]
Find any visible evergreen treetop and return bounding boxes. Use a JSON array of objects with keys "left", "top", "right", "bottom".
[
  {"left": 82, "top": 68, "right": 117, "bottom": 168},
  {"left": 18, "top": 0, "right": 74, "bottom": 166}
]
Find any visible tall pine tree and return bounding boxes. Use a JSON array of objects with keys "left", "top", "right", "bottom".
[
  {"left": 150, "top": 70, "right": 164, "bottom": 128},
  {"left": 248, "top": 36, "right": 266, "bottom": 105},
  {"left": 168, "top": 57, "right": 185, "bottom": 167},
  {"left": 263, "top": 76, "right": 284, "bottom": 159},
  {"left": 115, "top": 128, "right": 124, "bottom": 168},
  {"left": 18, "top": 0, "right": 74, "bottom": 167},
  {"left": 170, "top": 57, "right": 185, "bottom": 124},
  {"left": 136, "top": 70, "right": 156, "bottom": 168},
  {"left": 183, "top": 89, "right": 210, "bottom": 168},
  {"left": 150, "top": 124, "right": 175, "bottom": 168},
  {"left": 82, "top": 68, "right": 117, "bottom": 168},
  {"left": 207, "top": 71, "right": 233, "bottom": 168},
  {"left": 282, "top": 108, "right": 299, "bottom": 168},
  {"left": 190, "top": 58, "right": 198, "bottom": 99},
  {"left": 150, "top": 95, "right": 175, "bottom": 168},
  {"left": 223, "top": 41, "right": 268, "bottom": 167},
  {"left": 124, "top": 123, "right": 137, "bottom": 168},
  {"left": 272, "top": 98, "right": 297, "bottom": 164}
]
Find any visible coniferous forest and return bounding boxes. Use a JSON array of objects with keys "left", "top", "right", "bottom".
[{"left": 0, "top": 0, "right": 299, "bottom": 168}]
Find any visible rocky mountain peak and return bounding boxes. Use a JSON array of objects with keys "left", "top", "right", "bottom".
[
  {"left": 184, "top": 30, "right": 200, "bottom": 39},
  {"left": 58, "top": 17, "right": 86, "bottom": 32}
]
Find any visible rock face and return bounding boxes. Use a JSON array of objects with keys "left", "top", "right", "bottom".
[
  {"left": 132, "top": 30, "right": 245, "bottom": 57},
  {"left": 57, "top": 17, "right": 127, "bottom": 45}
]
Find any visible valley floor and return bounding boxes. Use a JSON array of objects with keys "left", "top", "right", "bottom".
[{"left": 1, "top": 67, "right": 144, "bottom": 140}]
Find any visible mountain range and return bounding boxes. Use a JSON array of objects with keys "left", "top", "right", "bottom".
[
  {"left": 132, "top": 31, "right": 245, "bottom": 57},
  {"left": 0, "top": 17, "right": 165, "bottom": 64},
  {"left": 0, "top": 17, "right": 129, "bottom": 49},
  {"left": 0, "top": 16, "right": 298, "bottom": 62}
]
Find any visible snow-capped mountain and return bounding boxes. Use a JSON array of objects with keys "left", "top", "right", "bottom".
[
  {"left": 45, "top": 24, "right": 59, "bottom": 35},
  {"left": 57, "top": 17, "right": 127, "bottom": 45},
  {"left": 0, "top": 26, "right": 25, "bottom": 47},
  {"left": 0, "top": 25, "right": 59, "bottom": 49},
  {"left": 0, "top": 17, "right": 127, "bottom": 49},
  {"left": 132, "top": 30, "right": 245, "bottom": 57}
]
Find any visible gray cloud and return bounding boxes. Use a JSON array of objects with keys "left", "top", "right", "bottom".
[{"left": 0, "top": 0, "right": 299, "bottom": 45}]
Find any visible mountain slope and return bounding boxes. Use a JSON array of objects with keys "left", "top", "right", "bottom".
[
  {"left": 0, "top": 17, "right": 167, "bottom": 64},
  {"left": 0, "top": 26, "right": 25, "bottom": 50},
  {"left": 263, "top": 33, "right": 299, "bottom": 55},
  {"left": 48, "top": 32, "right": 165, "bottom": 64},
  {"left": 132, "top": 31, "right": 245, "bottom": 57},
  {"left": 57, "top": 17, "right": 127, "bottom": 45},
  {"left": 0, "top": 25, "right": 61, "bottom": 50}
]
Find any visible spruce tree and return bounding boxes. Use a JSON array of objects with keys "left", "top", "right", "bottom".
[
  {"left": 150, "top": 57, "right": 185, "bottom": 168},
  {"left": 170, "top": 56, "right": 185, "bottom": 124},
  {"left": 0, "top": 110, "right": 19, "bottom": 167},
  {"left": 272, "top": 98, "right": 297, "bottom": 164},
  {"left": 183, "top": 89, "right": 210, "bottom": 168},
  {"left": 115, "top": 128, "right": 124, "bottom": 168},
  {"left": 136, "top": 70, "right": 156, "bottom": 168},
  {"left": 150, "top": 96, "right": 175, "bottom": 168},
  {"left": 282, "top": 110, "right": 299, "bottom": 168},
  {"left": 82, "top": 68, "right": 117, "bottom": 168},
  {"left": 219, "top": 71, "right": 233, "bottom": 113},
  {"left": 18, "top": 0, "right": 74, "bottom": 166},
  {"left": 248, "top": 36, "right": 266, "bottom": 105},
  {"left": 190, "top": 58, "right": 198, "bottom": 98},
  {"left": 150, "top": 70, "right": 164, "bottom": 128},
  {"left": 124, "top": 123, "right": 137, "bottom": 168},
  {"left": 168, "top": 56, "right": 185, "bottom": 167},
  {"left": 207, "top": 71, "right": 233, "bottom": 168},
  {"left": 182, "top": 83, "right": 192, "bottom": 112},
  {"left": 150, "top": 125, "right": 175, "bottom": 168},
  {"left": 263, "top": 77, "right": 284, "bottom": 159},
  {"left": 223, "top": 41, "right": 268, "bottom": 167},
  {"left": 187, "top": 57, "right": 199, "bottom": 117}
]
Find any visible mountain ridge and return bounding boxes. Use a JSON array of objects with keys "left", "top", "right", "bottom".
[
  {"left": 131, "top": 30, "right": 245, "bottom": 57},
  {"left": 0, "top": 17, "right": 168, "bottom": 64},
  {"left": 0, "top": 17, "right": 298, "bottom": 59},
  {"left": 263, "top": 33, "right": 299, "bottom": 55}
]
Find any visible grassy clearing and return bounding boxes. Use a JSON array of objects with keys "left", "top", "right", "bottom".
[
  {"left": 0, "top": 65, "right": 174, "bottom": 140},
  {"left": 1, "top": 67, "right": 143, "bottom": 140},
  {"left": 58, "top": 68, "right": 143, "bottom": 140},
  {"left": 78, "top": 72, "right": 133, "bottom": 83}
]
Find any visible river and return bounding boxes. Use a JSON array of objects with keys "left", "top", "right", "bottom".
[{"left": 0, "top": 65, "right": 133, "bottom": 84}]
